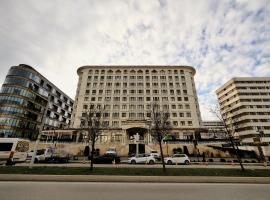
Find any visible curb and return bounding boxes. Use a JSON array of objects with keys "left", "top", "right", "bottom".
[{"left": 1, "top": 174, "right": 270, "bottom": 183}]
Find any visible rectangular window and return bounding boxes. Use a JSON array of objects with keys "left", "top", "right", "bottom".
[
  {"left": 113, "top": 97, "right": 120, "bottom": 101},
  {"left": 112, "top": 113, "right": 119, "bottom": 118},
  {"left": 173, "top": 121, "right": 178, "bottom": 126},
  {"left": 162, "top": 97, "right": 168, "bottom": 101}
]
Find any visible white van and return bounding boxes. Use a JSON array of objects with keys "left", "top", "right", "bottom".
[{"left": 0, "top": 138, "right": 30, "bottom": 165}]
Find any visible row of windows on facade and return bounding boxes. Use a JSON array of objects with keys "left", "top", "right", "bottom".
[
  {"left": 82, "top": 111, "right": 192, "bottom": 118},
  {"left": 0, "top": 95, "right": 44, "bottom": 113},
  {"left": 224, "top": 105, "right": 270, "bottom": 114},
  {"left": 86, "top": 81, "right": 189, "bottom": 88},
  {"left": 8, "top": 68, "right": 73, "bottom": 105},
  {"left": 81, "top": 120, "right": 193, "bottom": 127},
  {"left": 1, "top": 86, "right": 48, "bottom": 107},
  {"left": 230, "top": 112, "right": 270, "bottom": 120},
  {"left": 83, "top": 104, "right": 191, "bottom": 110},
  {"left": 3, "top": 77, "right": 73, "bottom": 106},
  {"left": 0, "top": 106, "right": 41, "bottom": 122},
  {"left": 220, "top": 97, "right": 270, "bottom": 108},
  {"left": 234, "top": 126, "right": 270, "bottom": 132},
  {"left": 45, "top": 117, "right": 68, "bottom": 127},
  {"left": 87, "top": 69, "right": 188, "bottom": 75},
  {"left": 221, "top": 81, "right": 270, "bottom": 92},
  {"left": 219, "top": 91, "right": 270, "bottom": 103},
  {"left": 85, "top": 89, "right": 189, "bottom": 95},
  {"left": 218, "top": 86, "right": 270, "bottom": 100},
  {"left": 229, "top": 118, "right": 270, "bottom": 127},
  {"left": 234, "top": 81, "right": 270, "bottom": 84},
  {"left": 0, "top": 117, "right": 37, "bottom": 130},
  {"left": 49, "top": 96, "right": 73, "bottom": 112},
  {"left": 87, "top": 75, "right": 188, "bottom": 81},
  {"left": 1, "top": 85, "right": 72, "bottom": 118},
  {"left": 5, "top": 76, "right": 49, "bottom": 98},
  {"left": 84, "top": 96, "right": 190, "bottom": 102},
  {"left": 223, "top": 112, "right": 270, "bottom": 124}
]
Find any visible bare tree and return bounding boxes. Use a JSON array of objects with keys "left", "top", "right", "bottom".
[
  {"left": 210, "top": 104, "right": 245, "bottom": 171},
  {"left": 148, "top": 102, "right": 172, "bottom": 173},
  {"left": 80, "top": 104, "right": 103, "bottom": 171}
]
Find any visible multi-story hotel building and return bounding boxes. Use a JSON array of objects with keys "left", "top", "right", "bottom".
[
  {"left": 216, "top": 77, "right": 270, "bottom": 143},
  {"left": 71, "top": 65, "right": 202, "bottom": 153},
  {"left": 0, "top": 64, "right": 74, "bottom": 140}
]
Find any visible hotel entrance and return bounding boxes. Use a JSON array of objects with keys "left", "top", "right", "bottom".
[{"left": 127, "top": 127, "right": 147, "bottom": 156}]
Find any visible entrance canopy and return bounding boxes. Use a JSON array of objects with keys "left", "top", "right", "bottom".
[{"left": 126, "top": 127, "right": 147, "bottom": 138}]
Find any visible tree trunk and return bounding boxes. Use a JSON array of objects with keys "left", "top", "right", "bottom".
[
  {"left": 90, "top": 141, "right": 95, "bottom": 171},
  {"left": 159, "top": 141, "right": 166, "bottom": 173},
  {"left": 229, "top": 136, "right": 245, "bottom": 171}
]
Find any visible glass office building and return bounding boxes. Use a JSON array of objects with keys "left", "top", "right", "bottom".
[{"left": 0, "top": 64, "right": 74, "bottom": 140}]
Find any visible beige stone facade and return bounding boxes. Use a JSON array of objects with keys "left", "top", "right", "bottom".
[
  {"left": 216, "top": 77, "right": 270, "bottom": 144},
  {"left": 70, "top": 65, "right": 202, "bottom": 154}
]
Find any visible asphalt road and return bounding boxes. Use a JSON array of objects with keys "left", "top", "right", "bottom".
[{"left": 0, "top": 182, "right": 269, "bottom": 200}]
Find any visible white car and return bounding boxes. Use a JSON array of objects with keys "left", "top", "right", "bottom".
[
  {"left": 150, "top": 151, "right": 160, "bottom": 159},
  {"left": 164, "top": 154, "right": 190, "bottom": 165},
  {"left": 105, "top": 147, "right": 117, "bottom": 156},
  {"left": 0, "top": 138, "right": 30, "bottom": 165},
  {"left": 128, "top": 154, "right": 156, "bottom": 165}
]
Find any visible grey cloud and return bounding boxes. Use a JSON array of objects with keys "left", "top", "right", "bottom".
[{"left": 0, "top": 0, "right": 269, "bottom": 119}]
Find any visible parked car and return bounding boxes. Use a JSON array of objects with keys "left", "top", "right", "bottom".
[
  {"left": 150, "top": 150, "right": 160, "bottom": 160},
  {"left": 91, "top": 154, "right": 120, "bottom": 164},
  {"left": 105, "top": 147, "right": 117, "bottom": 156},
  {"left": 164, "top": 154, "right": 190, "bottom": 165},
  {"left": 33, "top": 147, "right": 69, "bottom": 163},
  {"left": 128, "top": 154, "right": 156, "bottom": 165},
  {"left": 0, "top": 138, "right": 30, "bottom": 165}
]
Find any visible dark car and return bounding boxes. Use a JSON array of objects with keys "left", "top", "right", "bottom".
[{"left": 89, "top": 154, "right": 121, "bottom": 164}]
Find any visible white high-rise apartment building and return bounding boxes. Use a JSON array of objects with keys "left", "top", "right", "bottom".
[
  {"left": 216, "top": 77, "right": 270, "bottom": 143},
  {"left": 71, "top": 65, "right": 202, "bottom": 151}
]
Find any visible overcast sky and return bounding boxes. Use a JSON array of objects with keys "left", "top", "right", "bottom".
[{"left": 0, "top": 0, "right": 269, "bottom": 120}]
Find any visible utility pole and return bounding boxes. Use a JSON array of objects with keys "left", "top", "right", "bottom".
[{"left": 29, "top": 94, "right": 50, "bottom": 169}]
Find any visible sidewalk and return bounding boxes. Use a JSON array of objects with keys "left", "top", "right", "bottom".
[{"left": 1, "top": 174, "right": 270, "bottom": 183}]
